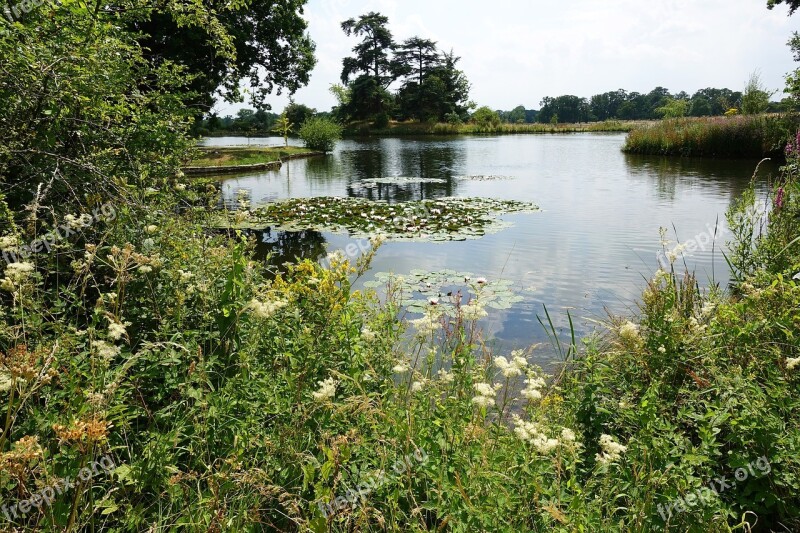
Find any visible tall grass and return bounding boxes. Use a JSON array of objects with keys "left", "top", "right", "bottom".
[
  {"left": 623, "top": 114, "right": 800, "bottom": 158},
  {"left": 344, "top": 119, "right": 639, "bottom": 137}
]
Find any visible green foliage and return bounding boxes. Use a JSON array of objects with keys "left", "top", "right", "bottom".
[
  {"left": 622, "top": 115, "right": 800, "bottom": 157},
  {"left": 273, "top": 114, "right": 294, "bottom": 147},
  {"left": 471, "top": 106, "right": 501, "bottom": 128},
  {"left": 656, "top": 98, "right": 689, "bottom": 118},
  {"left": 298, "top": 117, "right": 343, "bottom": 153},
  {"left": 742, "top": 72, "right": 775, "bottom": 115}
]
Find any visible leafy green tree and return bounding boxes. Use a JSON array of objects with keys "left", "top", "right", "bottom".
[
  {"left": 284, "top": 102, "right": 316, "bottom": 133},
  {"left": 0, "top": 1, "right": 197, "bottom": 207},
  {"left": 538, "top": 95, "right": 589, "bottom": 123},
  {"left": 125, "top": 0, "right": 317, "bottom": 113},
  {"left": 656, "top": 98, "right": 688, "bottom": 118},
  {"left": 741, "top": 72, "right": 774, "bottom": 115},
  {"left": 768, "top": 0, "right": 800, "bottom": 14},
  {"left": 507, "top": 105, "right": 527, "bottom": 124},
  {"left": 394, "top": 37, "right": 441, "bottom": 120},
  {"left": 340, "top": 12, "right": 397, "bottom": 119}
]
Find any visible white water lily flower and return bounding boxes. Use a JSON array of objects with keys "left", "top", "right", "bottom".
[
  {"left": 312, "top": 377, "right": 337, "bottom": 402},
  {"left": 475, "top": 277, "right": 488, "bottom": 285}
]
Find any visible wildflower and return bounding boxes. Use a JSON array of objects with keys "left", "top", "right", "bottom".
[
  {"left": 410, "top": 310, "right": 440, "bottom": 337},
  {"left": 0, "top": 235, "right": 18, "bottom": 251},
  {"left": 437, "top": 369, "right": 454, "bottom": 383},
  {"left": 361, "top": 326, "right": 376, "bottom": 341},
  {"left": 0, "top": 372, "right": 13, "bottom": 392},
  {"left": 561, "top": 428, "right": 577, "bottom": 443},
  {"left": 4, "top": 262, "right": 34, "bottom": 281},
  {"left": 326, "top": 251, "right": 345, "bottom": 264},
  {"left": 392, "top": 362, "right": 411, "bottom": 373},
  {"left": 658, "top": 345, "right": 667, "bottom": 354},
  {"left": 471, "top": 382, "right": 496, "bottom": 408},
  {"left": 531, "top": 434, "right": 560, "bottom": 454},
  {"left": 619, "top": 321, "right": 640, "bottom": 344},
  {"left": 145, "top": 225, "right": 158, "bottom": 234},
  {"left": 688, "top": 317, "right": 707, "bottom": 334},
  {"left": 494, "top": 355, "right": 527, "bottom": 378},
  {"left": 108, "top": 322, "right": 127, "bottom": 341},
  {"left": 411, "top": 381, "right": 424, "bottom": 393},
  {"left": 461, "top": 300, "right": 488, "bottom": 321},
  {"left": 178, "top": 270, "right": 193, "bottom": 283},
  {"left": 248, "top": 298, "right": 288, "bottom": 319},
  {"left": 787, "top": 357, "right": 800, "bottom": 371},
  {"left": 312, "top": 377, "right": 337, "bottom": 402},
  {"left": 93, "top": 340, "right": 121, "bottom": 364},
  {"left": 521, "top": 375, "right": 546, "bottom": 400},
  {"left": 596, "top": 434, "right": 628, "bottom": 465},
  {"left": 138, "top": 265, "right": 153, "bottom": 274},
  {"left": 701, "top": 301, "right": 717, "bottom": 317},
  {"left": 174, "top": 183, "right": 187, "bottom": 191}
]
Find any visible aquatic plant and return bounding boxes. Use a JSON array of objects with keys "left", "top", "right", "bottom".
[{"left": 210, "top": 196, "right": 539, "bottom": 242}]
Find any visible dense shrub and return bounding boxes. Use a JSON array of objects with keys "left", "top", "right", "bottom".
[{"left": 299, "top": 117, "right": 343, "bottom": 153}]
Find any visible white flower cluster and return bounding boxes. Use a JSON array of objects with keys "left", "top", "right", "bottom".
[
  {"left": 786, "top": 357, "right": 800, "bottom": 371},
  {"left": 1, "top": 261, "right": 35, "bottom": 292},
  {"left": 471, "top": 382, "right": 499, "bottom": 408},
  {"left": 248, "top": 298, "right": 288, "bottom": 319},
  {"left": 494, "top": 352, "right": 528, "bottom": 378},
  {"left": 392, "top": 362, "right": 410, "bottom": 373},
  {"left": 596, "top": 434, "right": 628, "bottom": 465},
  {"left": 512, "top": 415, "right": 579, "bottom": 454},
  {"left": 361, "top": 326, "right": 377, "bottom": 342},
  {"left": 312, "top": 377, "right": 337, "bottom": 402},
  {"left": 0, "top": 235, "right": 19, "bottom": 251},
  {"left": 410, "top": 309, "right": 441, "bottom": 337},
  {"left": 437, "top": 368, "right": 454, "bottom": 383},
  {"left": 665, "top": 243, "right": 688, "bottom": 264},
  {"left": 619, "top": 321, "right": 640, "bottom": 344},
  {"left": 93, "top": 340, "right": 121, "bottom": 366},
  {"left": 521, "top": 375, "right": 547, "bottom": 401},
  {"left": 461, "top": 300, "right": 488, "bottom": 321},
  {"left": 108, "top": 321, "right": 127, "bottom": 341},
  {"left": 64, "top": 213, "right": 93, "bottom": 230}
]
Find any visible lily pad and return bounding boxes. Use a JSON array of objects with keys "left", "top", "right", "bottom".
[
  {"left": 371, "top": 269, "right": 525, "bottom": 316},
  {"left": 206, "top": 196, "right": 539, "bottom": 242}
]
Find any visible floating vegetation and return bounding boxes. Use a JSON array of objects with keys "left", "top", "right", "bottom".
[
  {"left": 361, "top": 177, "right": 448, "bottom": 185},
  {"left": 454, "top": 175, "right": 515, "bottom": 181},
  {"left": 210, "top": 196, "right": 538, "bottom": 242},
  {"left": 365, "top": 269, "right": 524, "bottom": 315}
]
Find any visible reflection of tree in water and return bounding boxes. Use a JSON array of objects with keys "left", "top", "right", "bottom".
[
  {"left": 250, "top": 228, "right": 327, "bottom": 270},
  {"left": 623, "top": 154, "right": 780, "bottom": 202},
  {"left": 342, "top": 142, "right": 462, "bottom": 202}
]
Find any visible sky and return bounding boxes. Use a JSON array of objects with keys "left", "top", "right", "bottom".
[{"left": 214, "top": 0, "right": 799, "bottom": 116}]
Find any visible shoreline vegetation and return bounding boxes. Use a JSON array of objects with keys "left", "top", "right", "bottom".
[
  {"left": 183, "top": 146, "right": 324, "bottom": 175},
  {"left": 623, "top": 114, "right": 800, "bottom": 158}
]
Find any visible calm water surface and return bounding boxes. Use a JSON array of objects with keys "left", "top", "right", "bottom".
[{"left": 201, "top": 134, "right": 776, "bottom": 366}]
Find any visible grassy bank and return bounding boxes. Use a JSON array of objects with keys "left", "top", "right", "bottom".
[
  {"left": 623, "top": 114, "right": 800, "bottom": 157},
  {"left": 188, "top": 146, "right": 312, "bottom": 168},
  {"left": 343, "top": 119, "right": 640, "bottom": 137}
]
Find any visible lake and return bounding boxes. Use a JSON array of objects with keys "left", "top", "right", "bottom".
[{"left": 201, "top": 134, "right": 777, "bottom": 367}]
